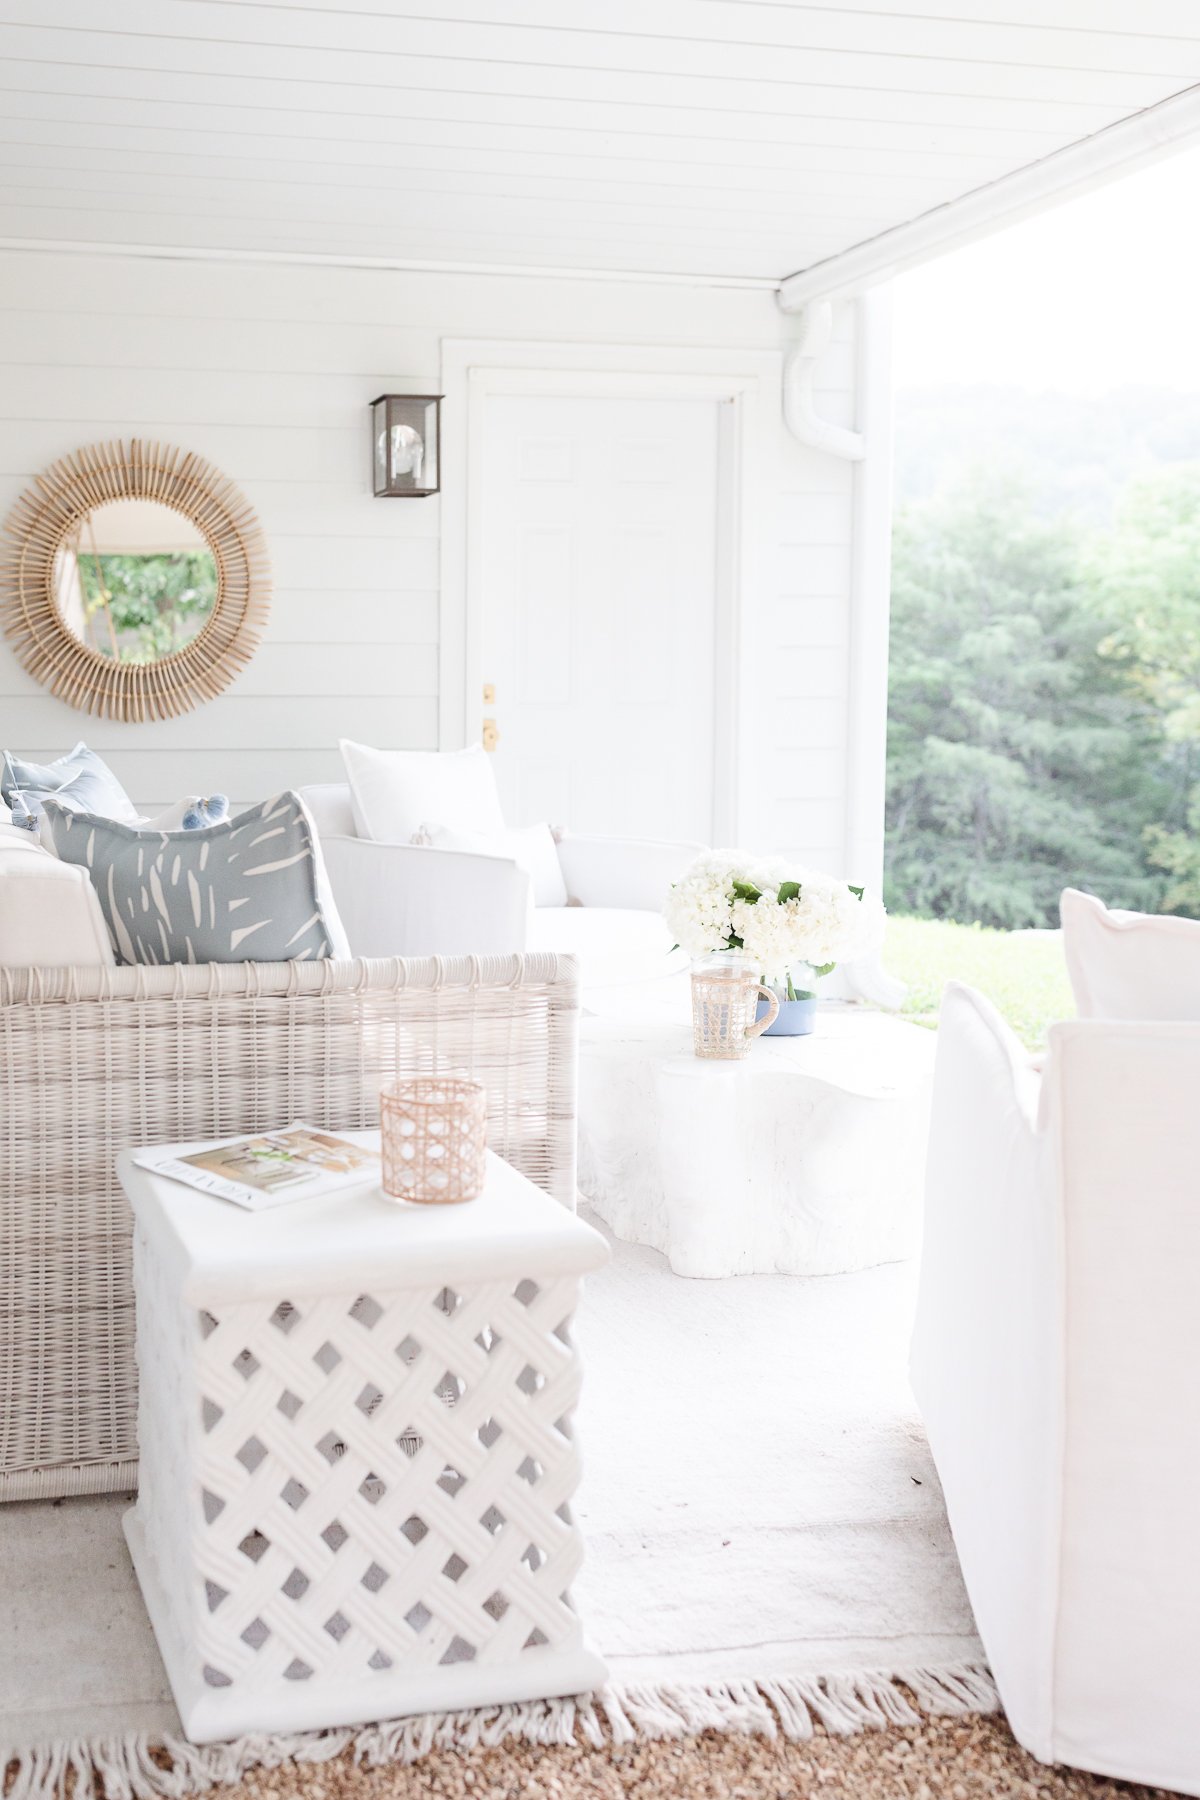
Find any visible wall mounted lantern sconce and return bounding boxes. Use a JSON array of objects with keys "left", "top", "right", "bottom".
[{"left": 370, "top": 394, "right": 442, "bottom": 497}]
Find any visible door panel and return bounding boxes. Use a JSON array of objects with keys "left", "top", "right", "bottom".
[{"left": 480, "top": 392, "right": 720, "bottom": 841}]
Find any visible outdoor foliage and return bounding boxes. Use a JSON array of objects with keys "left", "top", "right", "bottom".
[
  {"left": 886, "top": 462, "right": 1200, "bottom": 928},
  {"left": 884, "top": 914, "right": 1073, "bottom": 1050},
  {"left": 1085, "top": 467, "right": 1200, "bottom": 912},
  {"left": 79, "top": 551, "right": 217, "bottom": 662}
]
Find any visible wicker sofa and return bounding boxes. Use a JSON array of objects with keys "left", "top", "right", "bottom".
[{"left": 0, "top": 952, "right": 579, "bottom": 1503}]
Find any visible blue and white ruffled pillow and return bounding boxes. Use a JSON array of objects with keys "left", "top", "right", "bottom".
[
  {"left": 2, "top": 743, "right": 138, "bottom": 829},
  {"left": 3, "top": 743, "right": 230, "bottom": 837}
]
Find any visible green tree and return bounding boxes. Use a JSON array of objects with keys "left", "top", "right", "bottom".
[
  {"left": 1086, "top": 465, "right": 1200, "bottom": 912},
  {"left": 79, "top": 551, "right": 216, "bottom": 662},
  {"left": 886, "top": 472, "right": 1167, "bottom": 928}
]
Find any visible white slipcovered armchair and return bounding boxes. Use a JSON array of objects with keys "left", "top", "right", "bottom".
[
  {"left": 911, "top": 982, "right": 1200, "bottom": 1796},
  {"left": 298, "top": 782, "right": 701, "bottom": 969}
]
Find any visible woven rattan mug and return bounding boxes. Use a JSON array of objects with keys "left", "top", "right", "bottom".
[
  {"left": 691, "top": 954, "right": 780, "bottom": 1059},
  {"left": 379, "top": 1077, "right": 488, "bottom": 1204}
]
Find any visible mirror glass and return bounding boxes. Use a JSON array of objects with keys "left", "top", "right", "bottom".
[{"left": 54, "top": 499, "right": 217, "bottom": 663}]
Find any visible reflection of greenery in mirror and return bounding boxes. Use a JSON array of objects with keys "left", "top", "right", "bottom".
[
  {"left": 1, "top": 437, "right": 270, "bottom": 722},
  {"left": 77, "top": 552, "right": 217, "bottom": 662},
  {"left": 57, "top": 499, "right": 217, "bottom": 664}
]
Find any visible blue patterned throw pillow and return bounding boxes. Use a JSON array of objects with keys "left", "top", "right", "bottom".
[
  {"left": 2, "top": 742, "right": 138, "bottom": 826},
  {"left": 40, "top": 791, "right": 350, "bottom": 965}
]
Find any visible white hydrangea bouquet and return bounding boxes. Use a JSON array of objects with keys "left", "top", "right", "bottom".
[{"left": 664, "top": 850, "right": 887, "bottom": 1000}]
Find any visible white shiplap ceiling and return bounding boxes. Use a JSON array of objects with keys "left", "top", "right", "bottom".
[{"left": 1, "top": 0, "right": 1199, "bottom": 288}]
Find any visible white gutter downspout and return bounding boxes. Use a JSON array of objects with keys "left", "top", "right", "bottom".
[{"left": 781, "top": 299, "right": 864, "bottom": 462}]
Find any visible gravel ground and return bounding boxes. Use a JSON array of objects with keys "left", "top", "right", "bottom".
[{"left": 226, "top": 1715, "right": 1182, "bottom": 1800}]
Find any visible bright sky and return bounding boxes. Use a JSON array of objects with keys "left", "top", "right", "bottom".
[{"left": 892, "top": 143, "right": 1200, "bottom": 397}]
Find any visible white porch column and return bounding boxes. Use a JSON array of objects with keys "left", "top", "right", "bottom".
[{"left": 845, "top": 284, "right": 895, "bottom": 896}]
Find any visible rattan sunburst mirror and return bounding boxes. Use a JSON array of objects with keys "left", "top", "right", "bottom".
[{"left": 0, "top": 438, "right": 270, "bottom": 722}]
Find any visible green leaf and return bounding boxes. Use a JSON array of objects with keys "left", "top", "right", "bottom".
[
  {"left": 849, "top": 884, "right": 865, "bottom": 901},
  {"left": 811, "top": 961, "right": 836, "bottom": 978},
  {"left": 731, "top": 879, "right": 762, "bottom": 904},
  {"left": 776, "top": 880, "right": 801, "bottom": 904}
]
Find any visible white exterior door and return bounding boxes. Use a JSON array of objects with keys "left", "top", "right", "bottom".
[{"left": 479, "top": 391, "right": 722, "bottom": 840}]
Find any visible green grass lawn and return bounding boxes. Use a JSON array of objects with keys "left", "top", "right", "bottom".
[{"left": 883, "top": 914, "right": 1074, "bottom": 1049}]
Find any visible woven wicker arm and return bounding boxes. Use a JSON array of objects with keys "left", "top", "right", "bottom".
[{"left": 0, "top": 953, "right": 579, "bottom": 1502}]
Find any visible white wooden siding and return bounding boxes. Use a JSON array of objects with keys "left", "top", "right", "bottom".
[{"left": 0, "top": 247, "right": 868, "bottom": 873}]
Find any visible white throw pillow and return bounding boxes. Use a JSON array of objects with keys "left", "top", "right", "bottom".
[
  {"left": 1061, "top": 887, "right": 1200, "bottom": 1020},
  {"left": 340, "top": 740, "right": 505, "bottom": 845},
  {"left": 414, "top": 821, "right": 568, "bottom": 909}
]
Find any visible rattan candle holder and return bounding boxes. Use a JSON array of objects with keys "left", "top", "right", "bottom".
[{"left": 379, "top": 1077, "right": 488, "bottom": 1204}]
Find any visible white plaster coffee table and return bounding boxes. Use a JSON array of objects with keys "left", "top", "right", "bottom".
[{"left": 577, "top": 990, "right": 936, "bottom": 1278}]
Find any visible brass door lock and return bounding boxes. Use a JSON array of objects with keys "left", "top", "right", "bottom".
[{"left": 482, "top": 718, "right": 500, "bottom": 752}]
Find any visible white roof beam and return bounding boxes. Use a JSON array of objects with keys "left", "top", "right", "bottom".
[{"left": 779, "top": 81, "right": 1200, "bottom": 309}]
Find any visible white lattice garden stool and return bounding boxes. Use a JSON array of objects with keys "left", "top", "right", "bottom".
[{"left": 117, "top": 1139, "right": 610, "bottom": 1744}]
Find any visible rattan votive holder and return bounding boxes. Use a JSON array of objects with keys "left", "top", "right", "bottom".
[{"left": 379, "top": 1077, "right": 488, "bottom": 1204}]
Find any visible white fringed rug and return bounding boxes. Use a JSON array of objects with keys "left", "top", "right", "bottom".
[{"left": 0, "top": 1225, "right": 993, "bottom": 1795}]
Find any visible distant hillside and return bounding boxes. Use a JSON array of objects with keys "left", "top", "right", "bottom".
[{"left": 894, "top": 386, "right": 1200, "bottom": 522}]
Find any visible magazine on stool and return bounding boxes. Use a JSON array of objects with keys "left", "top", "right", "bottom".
[{"left": 131, "top": 1122, "right": 380, "bottom": 1212}]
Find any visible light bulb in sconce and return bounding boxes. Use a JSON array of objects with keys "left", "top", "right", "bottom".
[
  {"left": 370, "top": 395, "right": 442, "bottom": 497},
  {"left": 374, "top": 424, "right": 424, "bottom": 483},
  {"left": 389, "top": 423, "right": 424, "bottom": 483}
]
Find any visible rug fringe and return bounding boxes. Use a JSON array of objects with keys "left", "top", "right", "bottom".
[{"left": 1, "top": 1664, "right": 999, "bottom": 1799}]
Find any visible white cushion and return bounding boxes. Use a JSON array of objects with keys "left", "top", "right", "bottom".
[
  {"left": 1061, "top": 887, "right": 1200, "bottom": 1020},
  {"left": 415, "top": 821, "right": 567, "bottom": 909},
  {"left": 528, "top": 906, "right": 688, "bottom": 990},
  {"left": 318, "top": 837, "right": 530, "bottom": 958},
  {"left": 0, "top": 825, "right": 115, "bottom": 967},
  {"left": 296, "top": 782, "right": 358, "bottom": 840},
  {"left": 556, "top": 833, "right": 708, "bottom": 911},
  {"left": 340, "top": 740, "right": 504, "bottom": 845}
]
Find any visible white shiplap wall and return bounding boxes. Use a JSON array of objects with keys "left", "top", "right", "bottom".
[{"left": 0, "top": 247, "right": 869, "bottom": 872}]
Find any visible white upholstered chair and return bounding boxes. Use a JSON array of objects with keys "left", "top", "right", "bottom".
[
  {"left": 298, "top": 781, "right": 700, "bottom": 971},
  {"left": 911, "top": 979, "right": 1200, "bottom": 1795}
]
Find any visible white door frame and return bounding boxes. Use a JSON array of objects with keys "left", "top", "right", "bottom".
[{"left": 439, "top": 338, "right": 779, "bottom": 845}]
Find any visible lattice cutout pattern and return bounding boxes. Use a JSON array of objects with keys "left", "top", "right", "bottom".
[{"left": 134, "top": 1248, "right": 590, "bottom": 1706}]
